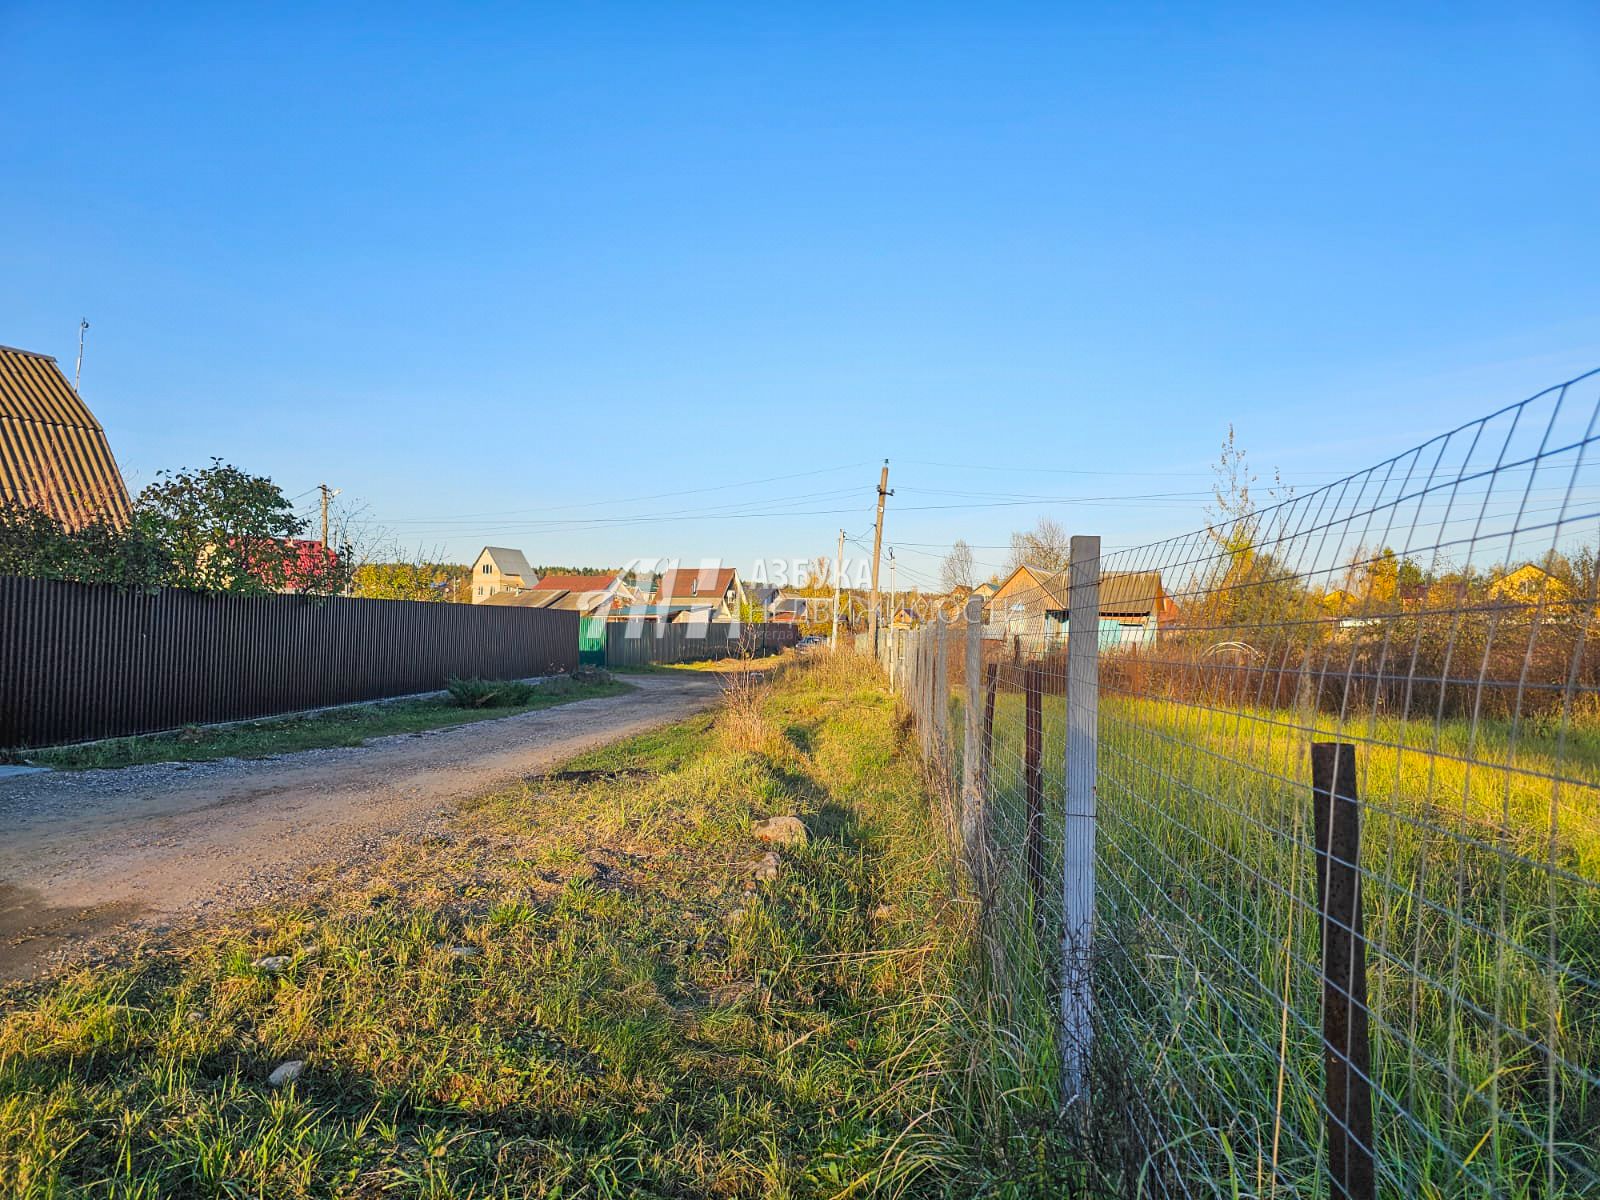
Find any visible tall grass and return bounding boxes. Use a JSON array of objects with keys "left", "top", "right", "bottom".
[
  {"left": 941, "top": 668, "right": 1600, "bottom": 1197},
  {"left": 0, "top": 650, "right": 1081, "bottom": 1197}
]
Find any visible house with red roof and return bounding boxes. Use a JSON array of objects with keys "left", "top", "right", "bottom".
[
  {"left": 654, "top": 564, "right": 748, "bottom": 622},
  {"left": 482, "top": 569, "right": 641, "bottom": 616}
]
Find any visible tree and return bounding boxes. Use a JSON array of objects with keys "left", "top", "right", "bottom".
[
  {"left": 0, "top": 500, "right": 171, "bottom": 590},
  {"left": 1007, "top": 516, "right": 1071, "bottom": 574},
  {"left": 941, "top": 539, "right": 975, "bottom": 594},
  {"left": 352, "top": 561, "right": 468, "bottom": 602},
  {"left": 134, "top": 460, "right": 349, "bottom": 596}
]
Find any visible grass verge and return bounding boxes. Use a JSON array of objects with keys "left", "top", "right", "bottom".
[
  {"left": 25, "top": 676, "right": 631, "bottom": 771},
  {"left": 0, "top": 653, "right": 1077, "bottom": 1197}
]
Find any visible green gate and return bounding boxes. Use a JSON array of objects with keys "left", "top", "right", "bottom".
[{"left": 579, "top": 615, "right": 607, "bottom": 665}]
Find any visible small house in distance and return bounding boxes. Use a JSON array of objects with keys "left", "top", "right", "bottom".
[
  {"left": 469, "top": 546, "right": 537, "bottom": 603},
  {"left": 987, "top": 563, "right": 1170, "bottom": 648},
  {"left": 0, "top": 342, "right": 131, "bottom": 528},
  {"left": 1489, "top": 563, "right": 1577, "bottom": 607},
  {"left": 481, "top": 570, "right": 641, "bottom": 616},
  {"left": 656, "top": 565, "right": 748, "bottom": 622}
]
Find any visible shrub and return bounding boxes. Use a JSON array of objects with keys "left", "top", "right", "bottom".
[{"left": 444, "top": 677, "right": 540, "bottom": 708}]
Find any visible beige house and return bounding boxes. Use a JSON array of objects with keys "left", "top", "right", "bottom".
[
  {"left": 1489, "top": 563, "right": 1577, "bottom": 607},
  {"left": 469, "top": 546, "right": 537, "bottom": 603}
]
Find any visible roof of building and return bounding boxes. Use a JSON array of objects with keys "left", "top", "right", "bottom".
[
  {"left": 482, "top": 588, "right": 565, "bottom": 608},
  {"left": 527, "top": 571, "right": 620, "bottom": 593},
  {"left": 657, "top": 566, "right": 737, "bottom": 600},
  {"left": 0, "top": 343, "right": 131, "bottom": 529},
  {"left": 476, "top": 546, "right": 536, "bottom": 581},
  {"left": 993, "top": 564, "right": 1165, "bottom": 616}
]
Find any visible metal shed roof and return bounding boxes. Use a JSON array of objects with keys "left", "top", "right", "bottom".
[{"left": 0, "top": 344, "right": 131, "bottom": 529}]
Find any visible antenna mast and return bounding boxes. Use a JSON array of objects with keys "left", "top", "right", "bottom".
[{"left": 74, "top": 319, "right": 90, "bottom": 392}]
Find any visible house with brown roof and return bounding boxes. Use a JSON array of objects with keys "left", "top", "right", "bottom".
[
  {"left": 987, "top": 563, "right": 1169, "bottom": 647},
  {"left": 655, "top": 564, "right": 748, "bottom": 621},
  {"left": 482, "top": 570, "right": 641, "bottom": 616},
  {"left": 0, "top": 343, "right": 131, "bottom": 529}
]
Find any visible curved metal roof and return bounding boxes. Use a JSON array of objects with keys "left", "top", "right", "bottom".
[{"left": 0, "top": 344, "right": 131, "bottom": 529}]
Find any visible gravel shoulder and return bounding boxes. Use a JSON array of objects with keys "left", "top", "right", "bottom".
[{"left": 0, "top": 672, "right": 724, "bottom": 979}]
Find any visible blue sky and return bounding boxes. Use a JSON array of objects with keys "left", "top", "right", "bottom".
[{"left": 4, "top": 3, "right": 1598, "bottom": 588}]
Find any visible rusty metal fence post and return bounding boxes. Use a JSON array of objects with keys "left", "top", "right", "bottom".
[
  {"left": 981, "top": 661, "right": 997, "bottom": 799},
  {"left": 1024, "top": 661, "right": 1046, "bottom": 928},
  {"left": 1312, "top": 743, "right": 1375, "bottom": 1200},
  {"left": 962, "top": 594, "right": 986, "bottom": 885}
]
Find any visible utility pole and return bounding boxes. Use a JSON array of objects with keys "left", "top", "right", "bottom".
[
  {"left": 319, "top": 483, "right": 337, "bottom": 549},
  {"left": 888, "top": 547, "right": 896, "bottom": 632},
  {"left": 867, "top": 459, "right": 892, "bottom": 652},
  {"left": 887, "top": 547, "right": 897, "bottom": 683},
  {"left": 830, "top": 527, "right": 844, "bottom": 649},
  {"left": 74, "top": 319, "right": 89, "bottom": 392}
]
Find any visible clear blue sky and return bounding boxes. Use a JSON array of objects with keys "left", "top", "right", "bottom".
[{"left": 5, "top": 3, "right": 1598, "bottom": 588}]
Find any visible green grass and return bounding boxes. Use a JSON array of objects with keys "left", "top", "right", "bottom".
[
  {"left": 943, "top": 678, "right": 1600, "bottom": 1198},
  {"left": 0, "top": 654, "right": 1079, "bottom": 1198},
  {"left": 25, "top": 677, "right": 632, "bottom": 771}
]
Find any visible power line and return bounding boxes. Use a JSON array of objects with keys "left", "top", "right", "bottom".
[{"left": 380, "top": 462, "right": 873, "bottom": 525}]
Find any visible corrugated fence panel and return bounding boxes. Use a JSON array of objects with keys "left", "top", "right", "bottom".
[
  {"left": 604, "top": 621, "right": 798, "bottom": 667},
  {"left": 0, "top": 576, "right": 579, "bottom": 747}
]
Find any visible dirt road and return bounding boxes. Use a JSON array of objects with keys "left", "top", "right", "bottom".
[{"left": 0, "top": 673, "right": 724, "bottom": 979}]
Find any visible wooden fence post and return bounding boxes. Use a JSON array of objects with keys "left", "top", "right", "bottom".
[
  {"left": 1024, "top": 661, "right": 1046, "bottom": 927},
  {"left": 1061, "top": 534, "right": 1100, "bottom": 1109},
  {"left": 1311, "top": 743, "right": 1375, "bottom": 1200}
]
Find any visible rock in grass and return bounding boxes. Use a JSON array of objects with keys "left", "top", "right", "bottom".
[
  {"left": 252, "top": 955, "right": 291, "bottom": 974},
  {"left": 449, "top": 945, "right": 481, "bottom": 960},
  {"left": 268, "top": 1060, "right": 305, "bottom": 1087},
  {"left": 752, "top": 816, "right": 808, "bottom": 847},
  {"left": 752, "top": 852, "right": 781, "bottom": 882}
]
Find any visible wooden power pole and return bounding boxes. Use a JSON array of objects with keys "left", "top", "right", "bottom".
[
  {"left": 868, "top": 460, "right": 891, "bottom": 650},
  {"left": 319, "top": 484, "right": 333, "bottom": 549}
]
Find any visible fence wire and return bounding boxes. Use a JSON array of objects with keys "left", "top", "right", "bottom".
[{"left": 876, "top": 367, "right": 1600, "bottom": 1197}]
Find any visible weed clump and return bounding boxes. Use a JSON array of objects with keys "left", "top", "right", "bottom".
[{"left": 444, "top": 677, "right": 541, "bottom": 707}]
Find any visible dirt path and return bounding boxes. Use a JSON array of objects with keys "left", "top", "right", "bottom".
[{"left": 0, "top": 673, "right": 724, "bottom": 979}]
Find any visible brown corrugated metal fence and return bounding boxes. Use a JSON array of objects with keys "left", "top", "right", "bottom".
[
  {"left": 0, "top": 575, "right": 579, "bottom": 747},
  {"left": 604, "top": 621, "right": 798, "bottom": 668}
]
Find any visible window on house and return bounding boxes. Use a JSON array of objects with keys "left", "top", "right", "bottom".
[
  {"left": 475, "top": 586, "right": 482, "bottom": 596},
  {"left": 482, "top": 563, "right": 492, "bottom": 574}
]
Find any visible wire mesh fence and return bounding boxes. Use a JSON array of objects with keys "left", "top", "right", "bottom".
[{"left": 875, "top": 367, "right": 1600, "bottom": 1197}]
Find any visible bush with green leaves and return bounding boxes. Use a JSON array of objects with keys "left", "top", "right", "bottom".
[
  {"left": 444, "top": 677, "right": 541, "bottom": 708},
  {"left": 1, "top": 459, "right": 354, "bottom": 597},
  {"left": 0, "top": 503, "right": 171, "bottom": 590}
]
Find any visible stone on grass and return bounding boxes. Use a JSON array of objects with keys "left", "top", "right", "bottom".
[
  {"left": 752, "top": 852, "right": 781, "bottom": 882},
  {"left": 268, "top": 1060, "right": 306, "bottom": 1087},
  {"left": 752, "top": 816, "right": 808, "bottom": 847},
  {"left": 252, "top": 955, "right": 291, "bottom": 974}
]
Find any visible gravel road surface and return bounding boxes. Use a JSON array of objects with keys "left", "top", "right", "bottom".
[{"left": 0, "top": 672, "right": 723, "bottom": 979}]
